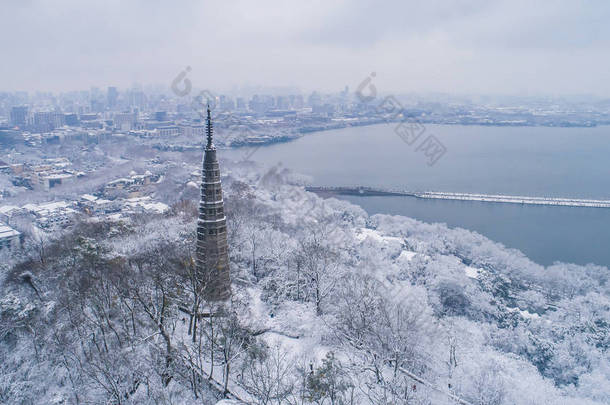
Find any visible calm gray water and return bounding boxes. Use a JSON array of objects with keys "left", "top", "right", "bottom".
[{"left": 225, "top": 123, "right": 610, "bottom": 266}]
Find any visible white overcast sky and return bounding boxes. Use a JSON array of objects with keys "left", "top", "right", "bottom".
[{"left": 2, "top": 0, "right": 610, "bottom": 97}]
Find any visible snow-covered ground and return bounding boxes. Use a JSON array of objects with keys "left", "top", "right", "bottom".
[{"left": 1, "top": 167, "right": 608, "bottom": 405}]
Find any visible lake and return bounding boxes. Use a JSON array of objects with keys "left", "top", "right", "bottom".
[{"left": 224, "top": 123, "right": 610, "bottom": 267}]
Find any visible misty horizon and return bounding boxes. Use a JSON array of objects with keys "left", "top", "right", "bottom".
[{"left": 2, "top": 0, "right": 610, "bottom": 97}]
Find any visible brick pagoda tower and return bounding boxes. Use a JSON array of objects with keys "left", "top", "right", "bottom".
[{"left": 196, "top": 106, "right": 231, "bottom": 301}]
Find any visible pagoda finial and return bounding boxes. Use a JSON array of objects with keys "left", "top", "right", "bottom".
[{"left": 206, "top": 104, "right": 213, "bottom": 148}]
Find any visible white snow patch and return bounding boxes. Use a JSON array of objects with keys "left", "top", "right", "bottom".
[
  {"left": 518, "top": 309, "right": 540, "bottom": 320},
  {"left": 356, "top": 228, "right": 403, "bottom": 244},
  {"left": 356, "top": 228, "right": 383, "bottom": 242},
  {"left": 106, "top": 213, "right": 123, "bottom": 221},
  {"left": 508, "top": 307, "right": 540, "bottom": 320},
  {"left": 464, "top": 266, "right": 480, "bottom": 279},
  {"left": 397, "top": 250, "right": 417, "bottom": 261}
]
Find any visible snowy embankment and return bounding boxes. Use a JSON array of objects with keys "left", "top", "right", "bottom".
[
  {"left": 415, "top": 191, "right": 610, "bottom": 208},
  {"left": 307, "top": 186, "right": 610, "bottom": 208}
]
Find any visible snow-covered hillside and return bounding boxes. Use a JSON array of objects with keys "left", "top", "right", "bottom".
[{"left": 1, "top": 165, "right": 608, "bottom": 404}]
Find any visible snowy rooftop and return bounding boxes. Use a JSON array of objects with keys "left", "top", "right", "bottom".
[
  {"left": 0, "top": 224, "right": 20, "bottom": 239},
  {"left": 0, "top": 205, "right": 20, "bottom": 215},
  {"left": 42, "top": 173, "right": 73, "bottom": 180},
  {"left": 124, "top": 197, "right": 169, "bottom": 213},
  {"left": 81, "top": 194, "right": 98, "bottom": 202},
  {"left": 23, "top": 201, "right": 70, "bottom": 213}
]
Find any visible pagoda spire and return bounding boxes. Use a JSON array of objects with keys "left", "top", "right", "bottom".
[{"left": 205, "top": 104, "right": 213, "bottom": 149}]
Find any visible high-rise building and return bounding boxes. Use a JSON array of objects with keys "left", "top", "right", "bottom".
[
  {"left": 129, "top": 90, "right": 145, "bottom": 109},
  {"left": 196, "top": 106, "right": 231, "bottom": 301},
  {"left": 90, "top": 99, "right": 105, "bottom": 113},
  {"left": 276, "top": 95, "right": 290, "bottom": 110},
  {"left": 113, "top": 112, "right": 136, "bottom": 130},
  {"left": 31, "top": 111, "right": 64, "bottom": 132},
  {"left": 10, "top": 106, "right": 28, "bottom": 128},
  {"left": 107, "top": 86, "right": 118, "bottom": 109},
  {"left": 236, "top": 97, "right": 246, "bottom": 111},
  {"left": 219, "top": 95, "right": 235, "bottom": 111},
  {"left": 290, "top": 94, "right": 304, "bottom": 109},
  {"left": 64, "top": 113, "right": 79, "bottom": 126},
  {"left": 249, "top": 94, "right": 275, "bottom": 114},
  {"left": 154, "top": 111, "right": 168, "bottom": 121},
  {"left": 308, "top": 91, "right": 322, "bottom": 107}
]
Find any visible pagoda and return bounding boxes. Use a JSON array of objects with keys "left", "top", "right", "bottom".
[{"left": 196, "top": 106, "right": 231, "bottom": 301}]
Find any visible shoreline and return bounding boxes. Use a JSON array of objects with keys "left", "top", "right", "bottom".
[{"left": 231, "top": 119, "right": 607, "bottom": 150}]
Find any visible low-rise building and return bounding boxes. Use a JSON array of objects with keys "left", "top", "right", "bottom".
[
  {"left": 104, "top": 172, "right": 158, "bottom": 194},
  {"left": 78, "top": 194, "right": 122, "bottom": 215},
  {"left": 0, "top": 223, "right": 21, "bottom": 251},
  {"left": 0, "top": 160, "right": 11, "bottom": 174},
  {"left": 113, "top": 112, "right": 137, "bottom": 131},
  {"left": 124, "top": 196, "right": 169, "bottom": 215},
  {"left": 179, "top": 124, "right": 206, "bottom": 137},
  {"left": 22, "top": 201, "right": 76, "bottom": 229},
  {"left": 41, "top": 173, "right": 74, "bottom": 190},
  {"left": 157, "top": 125, "right": 181, "bottom": 137},
  {"left": 105, "top": 177, "right": 133, "bottom": 191},
  {"left": 0, "top": 205, "right": 22, "bottom": 224}
]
